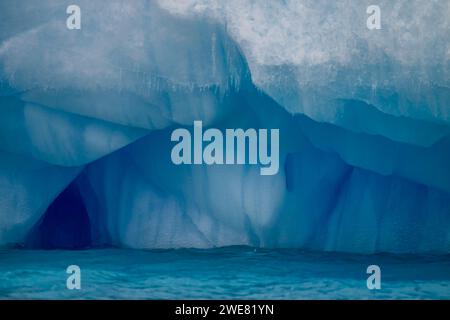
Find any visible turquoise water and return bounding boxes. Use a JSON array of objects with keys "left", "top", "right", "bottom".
[{"left": 0, "top": 247, "right": 449, "bottom": 299}]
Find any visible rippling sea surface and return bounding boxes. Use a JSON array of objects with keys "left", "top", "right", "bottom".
[{"left": 0, "top": 247, "right": 449, "bottom": 299}]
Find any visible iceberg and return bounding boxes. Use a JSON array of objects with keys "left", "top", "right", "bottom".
[{"left": 0, "top": 0, "right": 449, "bottom": 253}]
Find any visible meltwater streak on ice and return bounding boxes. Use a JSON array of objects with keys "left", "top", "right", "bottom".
[{"left": 1, "top": 248, "right": 450, "bottom": 299}]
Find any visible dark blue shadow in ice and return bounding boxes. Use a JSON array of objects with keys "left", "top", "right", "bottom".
[{"left": 26, "top": 180, "right": 91, "bottom": 250}]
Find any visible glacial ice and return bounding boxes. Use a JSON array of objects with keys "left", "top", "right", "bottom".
[
  {"left": 0, "top": 151, "right": 81, "bottom": 245},
  {"left": 159, "top": 0, "right": 450, "bottom": 142},
  {"left": 0, "top": 0, "right": 449, "bottom": 253}
]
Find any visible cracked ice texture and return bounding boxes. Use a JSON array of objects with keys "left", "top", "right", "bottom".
[{"left": 159, "top": 0, "right": 450, "bottom": 141}]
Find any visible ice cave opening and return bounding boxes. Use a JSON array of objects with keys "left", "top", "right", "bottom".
[{"left": 25, "top": 178, "right": 91, "bottom": 250}]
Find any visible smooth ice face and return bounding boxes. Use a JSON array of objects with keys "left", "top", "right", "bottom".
[{"left": 0, "top": 0, "right": 449, "bottom": 253}]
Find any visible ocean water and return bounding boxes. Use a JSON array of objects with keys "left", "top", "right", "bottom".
[{"left": 0, "top": 247, "right": 449, "bottom": 300}]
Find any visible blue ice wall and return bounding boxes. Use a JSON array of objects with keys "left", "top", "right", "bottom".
[{"left": 0, "top": 0, "right": 449, "bottom": 253}]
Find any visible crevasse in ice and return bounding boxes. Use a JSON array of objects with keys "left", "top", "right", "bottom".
[{"left": 0, "top": 0, "right": 449, "bottom": 253}]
